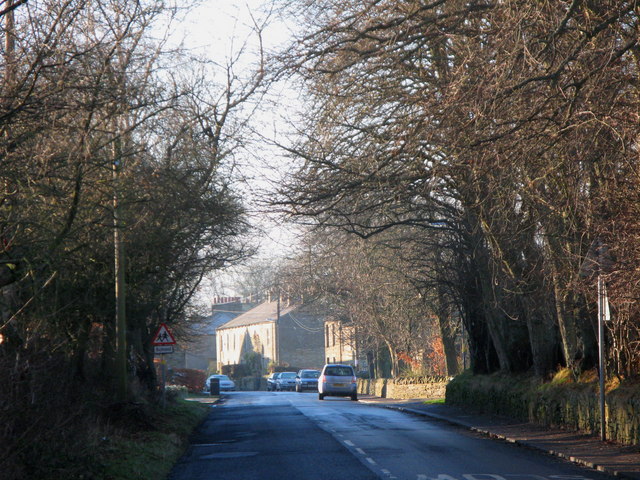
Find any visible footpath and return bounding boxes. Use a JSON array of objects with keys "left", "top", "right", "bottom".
[{"left": 359, "top": 396, "right": 640, "bottom": 480}]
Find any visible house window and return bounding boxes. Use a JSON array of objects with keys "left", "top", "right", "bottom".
[
  {"left": 332, "top": 325, "right": 336, "bottom": 347},
  {"left": 325, "top": 325, "right": 329, "bottom": 347}
]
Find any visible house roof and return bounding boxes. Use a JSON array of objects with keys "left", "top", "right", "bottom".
[
  {"left": 191, "top": 311, "right": 239, "bottom": 335},
  {"left": 217, "top": 300, "right": 298, "bottom": 330}
]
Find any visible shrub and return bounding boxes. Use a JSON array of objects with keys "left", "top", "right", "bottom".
[
  {"left": 221, "top": 363, "right": 251, "bottom": 378},
  {"left": 169, "top": 369, "right": 206, "bottom": 393},
  {"left": 165, "top": 385, "right": 188, "bottom": 401}
]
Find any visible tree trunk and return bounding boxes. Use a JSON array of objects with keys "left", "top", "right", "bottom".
[{"left": 435, "top": 294, "right": 459, "bottom": 376}]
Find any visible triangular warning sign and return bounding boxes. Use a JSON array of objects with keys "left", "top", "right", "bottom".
[{"left": 152, "top": 323, "right": 176, "bottom": 345}]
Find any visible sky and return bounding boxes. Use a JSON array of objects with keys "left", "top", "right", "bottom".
[
  {"left": 174, "top": 1, "right": 290, "bottom": 65},
  {"left": 171, "top": 1, "right": 302, "bottom": 301}
]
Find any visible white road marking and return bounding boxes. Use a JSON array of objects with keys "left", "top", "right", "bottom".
[
  {"left": 344, "top": 440, "right": 355, "bottom": 446},
  {"left": 366, "top": 457, "right": 377, "bottom": 465},
  {"left": 356, "top": 448, "right": 366, "bottom": 455}
]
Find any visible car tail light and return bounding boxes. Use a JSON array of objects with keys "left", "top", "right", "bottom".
[
  {"left": 320, "top": 375, "right": 326, "bottom": 383},
  {"left": 351, "top": 376, "right": 357, "bottom": 384}
]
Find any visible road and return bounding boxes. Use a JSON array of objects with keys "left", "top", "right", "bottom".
[{"left": 168, "top": 391, "right": 613, "bottom": 480}]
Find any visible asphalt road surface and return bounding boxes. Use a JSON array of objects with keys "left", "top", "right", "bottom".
[{"left": 168, "top": 391, "right": 614, "bottom": 480}]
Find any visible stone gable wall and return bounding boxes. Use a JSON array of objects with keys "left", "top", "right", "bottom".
[{"left": 277, "top": 313, "right": 325, "bottom": 369}]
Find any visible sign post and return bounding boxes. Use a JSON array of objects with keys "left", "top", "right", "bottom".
[
  {"left": 597, "top": 250, "right": 611, "bottom": 441},
  {"left": 152, "top": 323, "right": 176, "bottom": 408},
  {"left": 581, "top": 238, "right": 612, "bottom": 442}
]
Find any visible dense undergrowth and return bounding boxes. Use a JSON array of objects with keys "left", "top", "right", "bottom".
[{"left": 2, "top": 387, "right": 211, "bottom": 480}]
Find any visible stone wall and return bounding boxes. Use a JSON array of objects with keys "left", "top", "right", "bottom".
[
  {"left": 446, "top": 371, "right": 640, "bottom": 446},
  {"left": 357, "top": 377, "right": 448, "bottom": 400},
  {"left": 237, "top": 376, "right": 267, "bottom": 391}
]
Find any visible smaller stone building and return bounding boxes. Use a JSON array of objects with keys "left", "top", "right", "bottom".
[
  {"left": 165, "top": 298, "right": 249, "bottom": 371},
  {"left": 324, "top": 319, "right": 355, "bottom": 365},
  {"left": 216, "top": 300, "right": 326, "bottom": 372},
  {"left": 324, "top": 319, "right": 367, "bottom": 370}
]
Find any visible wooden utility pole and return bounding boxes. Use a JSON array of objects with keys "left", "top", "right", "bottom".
[
  {"left": 113, "top": 148, "right": 127, "bottom": 402},
  {"left": 4, "top": 1, "right": 15, "bottom": 85},
  {"left": 275, "top": 289, "right": 280, "bottom": 365}
]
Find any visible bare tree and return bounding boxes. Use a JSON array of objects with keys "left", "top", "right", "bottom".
[{"left": 272, "top": 0, "right": 640, "bottom": 378}]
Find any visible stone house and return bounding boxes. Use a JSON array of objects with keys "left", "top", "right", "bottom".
[
  {"left": 324, "top": 319, "right": 367, "bottom": 371},
  {"left": 166, "top": 297, "right": 249, "bottom": 371},
  {"left": 216, "top": 300, "right": 326, "bottom": 372}
]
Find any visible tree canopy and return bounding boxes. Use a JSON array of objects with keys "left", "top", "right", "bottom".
[
  {"left": 272, "top": 0, "right": 640, "bottom": 378},
  {"left": 0, "top": 1, "right": 265, "bottom": 475}
]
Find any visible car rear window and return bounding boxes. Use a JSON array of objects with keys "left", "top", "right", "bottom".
[
  {"left": 301, "top": 371, "right": 319, "bottom": 378},
  {"left": 281, "top": 372, "right": 296, "bottom": 378},
  {"left": 324, "top": 366, "right": 353, "bottom": 376}
]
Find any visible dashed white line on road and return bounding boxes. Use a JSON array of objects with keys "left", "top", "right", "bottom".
[
  {"left": 366, "top": 457, "right": 377, "bottom": 465},
  {"left": 356, "top": 448, "right": 366, "bottom": 455},
  {"left": 344, "top": 440, "right": 355, "bottom": 446}
]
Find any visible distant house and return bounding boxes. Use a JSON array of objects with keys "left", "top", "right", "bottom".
[
  {"left": 324, "top": 319, "right": 367, "bottom": 371},
  {"left": 167, "top": 297, "right": 251, "bottom": 371},
  {"left": 216, "top": 300, "right": 326, "bottom": 372}
]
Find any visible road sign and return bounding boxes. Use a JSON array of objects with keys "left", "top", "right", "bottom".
[
  {"left": 152, "top": 323, "right": 176, "bottom": 346},
  {"left": 154, "top": 345, "right": 174, "bottom": 354}
]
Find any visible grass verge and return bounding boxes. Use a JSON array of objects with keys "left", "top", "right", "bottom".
[{"left": 95, "top": 397, "right": 212, "bottom": 480}]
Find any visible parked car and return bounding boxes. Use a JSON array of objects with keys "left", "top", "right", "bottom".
[
  {"left": 295, "top": 369, "right": 320, "bottom": 392},
  {"left": 276, "top": 371, "right": 297, "bottom": 391},
  {"left": 318, "top": 364, "right": 357, "bottom": 401},
  {"left": 266, "top": 372, "right": 281, "bottom": 391},
  {"left": 205, "top": 374, "right": 236, "bottom": 392}
]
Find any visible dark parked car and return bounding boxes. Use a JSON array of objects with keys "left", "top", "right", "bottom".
[
  {"left": 318, "top": 364, "right": 357, "bottom": 401},
  {"left": 295, "top": 369, "right": 320, "bottom": 392},
  {"left": 276, "top": 371, "right": 297, "bottom": 391},
  {"left": 266, "top": 372, "right": 281, "bottom": 391}
]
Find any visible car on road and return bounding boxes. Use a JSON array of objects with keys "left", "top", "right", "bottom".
[
  {"left": 205, "top": 374, "right": 236, "bottom": 392},
  {"left": 295, "top": 369, "right": 320, "bottom": 392},
  {"left": 276, "top": 371, "right": 297, "bottom": 391},
  {"left": 266, "top": 372, "right": 281, "bottom": 391},
  {"left": 318, "top": 364, "right": 357, "bottom": 401}
]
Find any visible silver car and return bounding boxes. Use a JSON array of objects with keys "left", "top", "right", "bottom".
[
  {"left": 318, "top": 364, "right": 357, "bottom": 401},
  {"left": 205, "top": 374, "right": 236, "bottom": 392},
  {"left": 276, "top": 371, "right": 297, "bottom": 391},
  {"left": 295, "top": 369, "right": 320, "bottom": 392},
  {"left": 266, "top": 372, "right": 281, "bottom": 391}
]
